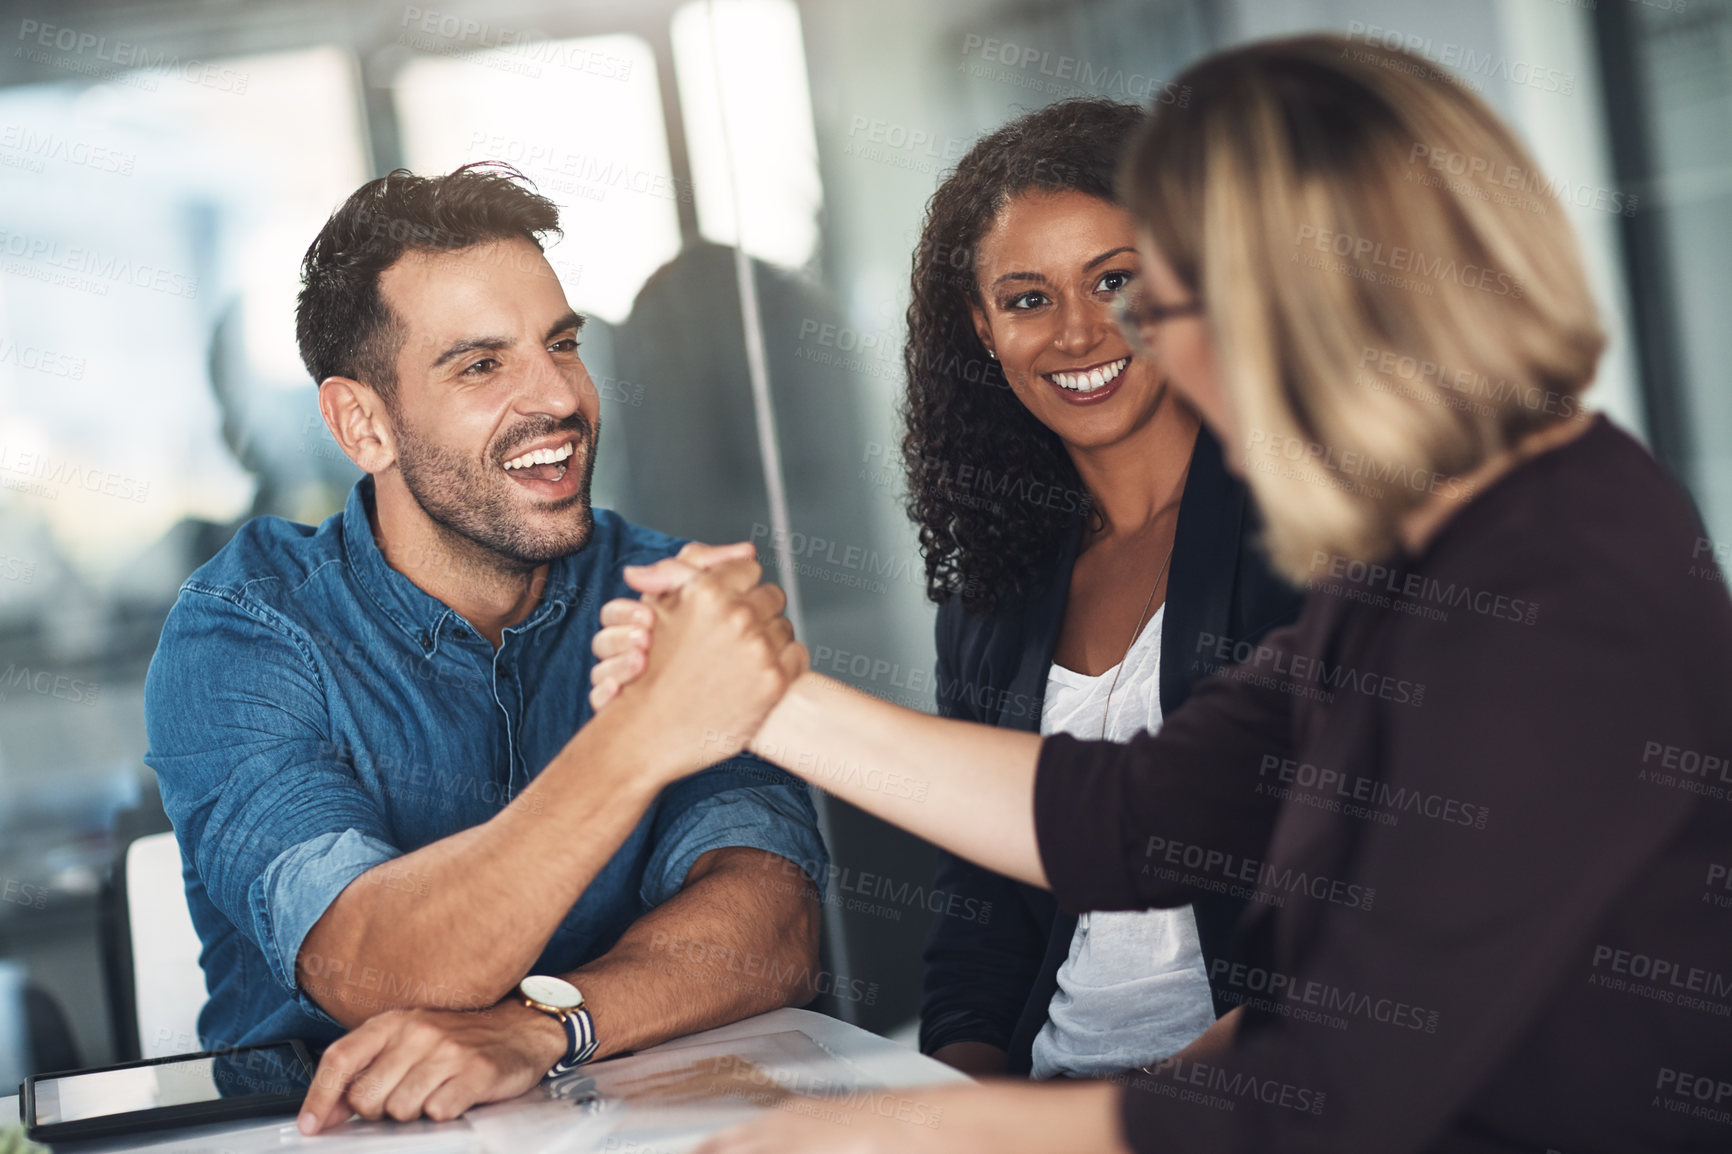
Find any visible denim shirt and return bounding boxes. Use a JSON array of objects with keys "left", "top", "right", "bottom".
[{"left": 144, "top": 478, "right": 827, "bottom": 1051}]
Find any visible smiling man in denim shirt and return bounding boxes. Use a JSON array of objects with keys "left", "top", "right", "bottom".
[{"left": 143, "top": 163, "right": 827, "bottom": 1131}]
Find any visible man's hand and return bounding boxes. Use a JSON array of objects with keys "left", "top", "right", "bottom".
[
  {"left": 590, "top": 596, "right": 653, "bottom": 712},
  {"left": 607, "top": 552, "right": 807, "bottom": 775},
  {"left": 589, "top": 541, "right": 756, "bottom": 713},
  {"left": 297, "top": 999, "right": 566, "bottom": 1134}
]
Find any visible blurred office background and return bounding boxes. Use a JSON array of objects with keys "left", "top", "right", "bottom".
[{"left": 0, "top": 0, "right": 1725, "bottom": 1082}]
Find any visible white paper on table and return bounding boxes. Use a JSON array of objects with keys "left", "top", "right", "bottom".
[
  {"left": 464, "top": 1029, "right": 883, "bottom": 1154},
  {"left": 460, "top": 1090, "right": 618, "bottom": 1154},
  {"left": 50, "top": 1115, "right": 486, "bottom": 1154}
]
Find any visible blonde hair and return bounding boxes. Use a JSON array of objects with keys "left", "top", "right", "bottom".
[{"left": 1120, "top": 35, "right": 1605, "bottom": 583}]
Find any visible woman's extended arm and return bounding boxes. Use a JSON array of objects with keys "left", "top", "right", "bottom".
[
  {"left": 599, "top": 553, "right": 1051, "bottom": 887},
  {"left": 694, "top": 1077, "right": 1124, "bottom": 1154},
  {"left": 596, "top": 554, "right": 1294, "bottom": 907},
  {"left": 753, "top": 671, "right": 1049, "bottom": 888}
]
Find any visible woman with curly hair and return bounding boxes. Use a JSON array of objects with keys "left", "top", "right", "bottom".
[{"left": 901, "top": 98, "right": 1300, "bottom": 1081}]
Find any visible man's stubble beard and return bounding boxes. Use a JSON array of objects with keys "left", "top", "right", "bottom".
[{"left": 393, "top": 410, "right": 600, "bottom": 573}]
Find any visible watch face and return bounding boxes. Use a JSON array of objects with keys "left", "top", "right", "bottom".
[{"left": 520, "top": 974, "right": 582, "bottom": 1010}]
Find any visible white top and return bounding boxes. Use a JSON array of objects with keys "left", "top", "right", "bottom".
[{"left": 1028, "top": 604, "right": 1218, "bottom": 1080}]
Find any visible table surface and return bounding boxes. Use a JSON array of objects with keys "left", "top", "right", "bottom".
[{"left": 6, "top": 1008, "right": 968, "bottom": 1153}]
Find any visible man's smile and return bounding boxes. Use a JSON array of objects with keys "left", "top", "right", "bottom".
[{"left": 499, "top": 437, "right": 577, "bottom": 491}]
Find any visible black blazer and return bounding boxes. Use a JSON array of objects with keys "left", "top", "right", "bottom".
[{"left": 918, "top": 427, "right": 1302, "bottom": 1072}]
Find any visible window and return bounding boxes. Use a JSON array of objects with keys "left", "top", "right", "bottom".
[
  {"left": 671, "top": 0, "right": 823, "bottom": 269},
  {"left": 393, "top": 34, "right": 680, "bottom": 323}
]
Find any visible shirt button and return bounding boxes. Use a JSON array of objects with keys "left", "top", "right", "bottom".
[{"left": 420, "top": 634, "right": 433, "bottom": 651}]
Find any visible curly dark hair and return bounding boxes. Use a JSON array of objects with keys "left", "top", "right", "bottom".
[
  {"left": 295, "top": 161, "right": 561, "bottom": 403},
  {"left": 901, "top": 98, "right": 1147, "bottom": 613}
]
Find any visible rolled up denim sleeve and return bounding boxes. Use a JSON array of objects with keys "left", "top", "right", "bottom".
[
  {"left": 255, "top": 830, "right": 398, "bottom": 997},
  {"left": 640, "top": 755, "right": 829, "bottom": 907},
  {"left": 146, "top": 584, "right": 402, "bottom": 1007}
]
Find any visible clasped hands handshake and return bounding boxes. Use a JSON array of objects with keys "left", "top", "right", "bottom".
[{"left": 589, "top": 541, "right": 808, "bottom": 773}]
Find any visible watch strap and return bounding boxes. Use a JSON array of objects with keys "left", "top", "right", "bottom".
[{"left": 547, "top": 1005, "right": 599, "bottom": 1077}]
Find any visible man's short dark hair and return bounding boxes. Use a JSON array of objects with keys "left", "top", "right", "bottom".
[{"left": 295, "top": 162, "right": 562, "bottom": 401}]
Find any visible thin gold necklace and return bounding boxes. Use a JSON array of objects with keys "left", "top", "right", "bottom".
[{"left": 1100, "top": 541, "right": 1175, "bottom": 740}]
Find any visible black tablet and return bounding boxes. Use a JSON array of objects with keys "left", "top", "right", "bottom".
[{"left": 21, "top": 1039, "right": 317, "bottom": 1143}]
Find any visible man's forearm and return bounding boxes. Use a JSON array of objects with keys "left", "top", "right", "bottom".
[
  {"left": 298, "top": 701, "right": 674, "bottom": 1027},
  {"left": 562, "top": 846, "right": 821, "bottom": 1060}
]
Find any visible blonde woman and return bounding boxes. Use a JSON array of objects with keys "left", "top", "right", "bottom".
[{"left": 583, "top": 35, "right": 1732, "bottom": 1154}]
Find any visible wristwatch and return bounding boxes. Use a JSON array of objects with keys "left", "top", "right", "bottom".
[{"left": 519, "top": 974, "right": 599, "bottom": 1076}]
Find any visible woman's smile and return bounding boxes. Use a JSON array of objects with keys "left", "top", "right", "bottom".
[{"left": 1042, "top": 355, "right": 1131, "bottom": 405}]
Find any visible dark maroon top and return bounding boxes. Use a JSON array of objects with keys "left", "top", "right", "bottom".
[{"left": 1034, "top": 417, "right": 1732, "bottom": 1154}]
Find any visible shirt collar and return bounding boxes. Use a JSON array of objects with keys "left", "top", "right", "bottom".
[{"left": 339, "top": 477, "right": 587, "bottom": 653}]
